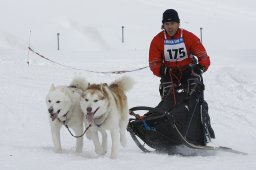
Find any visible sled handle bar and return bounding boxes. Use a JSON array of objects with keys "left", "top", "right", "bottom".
[
  {"left": 129, "top": 106, "right": 168, "bottom": 115},
  {"left": 129, "top": 106, "right": 174, "bottom": 124}
]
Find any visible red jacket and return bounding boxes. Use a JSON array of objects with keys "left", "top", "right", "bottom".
[{"left": 149, "top": 28, "right": 210, "bottom": 77}]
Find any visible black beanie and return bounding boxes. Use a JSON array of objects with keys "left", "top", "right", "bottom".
[{"left": 162, "top": 9, "right": 180, "bottom": 24}]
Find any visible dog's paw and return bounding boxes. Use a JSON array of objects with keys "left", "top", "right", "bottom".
[
  {"left": 101, "top": 146, "right": 107, "bottom": 155},
  {"left": 75, "top": 148, "right": 83, "bottom": 153},
  {"left": 95, "top": 147, "right": 104, "bottom": 155},
  {"left": 54, "top": 148, "right": 62, "bottom": 153},
  {"left": 110, "top": 153, "right": 117, "bottom": 159}
]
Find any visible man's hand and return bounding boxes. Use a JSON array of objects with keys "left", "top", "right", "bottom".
[
  {"left": 193, "top": 64, "right": 205, "bottom": 74},
  {"left": 160, "top": 65, "right": 171, "bottom": 78},
  {"left": 184, "top": 64, "right": 205, "bottom": 76}
]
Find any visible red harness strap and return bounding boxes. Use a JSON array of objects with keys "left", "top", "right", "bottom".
[{"left": 169, "top": 68, "right": 183, "bottom": 107}]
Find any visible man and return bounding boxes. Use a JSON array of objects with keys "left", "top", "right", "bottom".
[
  {"left": 148, "top": 9, "right": 215, "bottom": 144},
  {"left": 149, "top": 9, "right": 210, "bottom": 98}
]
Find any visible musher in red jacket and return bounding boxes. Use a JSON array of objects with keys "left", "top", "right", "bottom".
[
  {"left": 147, "top": 9, "right": 215, "bottom": 143},
  {"left": 149, "top": 9, "right": 211, "bottom": 98}
]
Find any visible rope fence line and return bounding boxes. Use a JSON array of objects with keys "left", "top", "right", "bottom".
[{"left": 28, "top": 47, "right": 149, "bottom": 74}]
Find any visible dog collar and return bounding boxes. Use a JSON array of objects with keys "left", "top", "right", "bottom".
[
  {"left": 94, "top": 111, "right": 109, "bottom": 127},
  {"left": 58, "top": 111, "right": 70, "bottom": 124}
]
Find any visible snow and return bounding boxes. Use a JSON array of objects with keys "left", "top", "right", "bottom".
[{"left": 1, "top": 0, "right": 256, "bottom": 169}]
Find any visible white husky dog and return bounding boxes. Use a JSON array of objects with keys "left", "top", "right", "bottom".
[
  {"left": 80, "top": 76, "right": 134, "bottom": 159},
  {"left": 46, "top": 77, "right": 89, "bottom": 153}
]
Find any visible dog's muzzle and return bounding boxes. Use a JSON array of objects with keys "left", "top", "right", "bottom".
[
  {"left": 48, "top": 107, "right": 54, "bottom": 114},
  {"left": 86, "top": 107, "right": 99, "bottom": 123},
  {"left": 49, "top": 108, "right": 60, "bottom": 121},
  {"left": 86, "top": 107, "right": 92, "bottom": 113}
]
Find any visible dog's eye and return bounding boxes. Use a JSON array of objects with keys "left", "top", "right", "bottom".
[
  {"left": 93, "top": 100, "right": 98, "bottom": 102},
  {"left": 48, "top": 100, "right": 51, "bottom": 103},
  {"left": 85, "top": 99, "right": 88, "bottom": 102},
  {"left": 56, "top": 101, "right": 60, "bottom": 103}
]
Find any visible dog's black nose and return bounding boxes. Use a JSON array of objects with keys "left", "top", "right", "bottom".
[
  {"left": 87, "top": 107, "right": 92, "bottom": 113},
  {"left": 48, "top": 107, "right": 53, "bottom": 113}
]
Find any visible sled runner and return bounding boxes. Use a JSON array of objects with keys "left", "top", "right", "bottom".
[
  {"left": 127, "top": 65, "right": 247, "bottom": 155},
  {"left": 127, "top": 106, "right": 246, "bottom": 155}
]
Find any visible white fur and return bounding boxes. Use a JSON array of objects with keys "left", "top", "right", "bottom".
[
  {"left": 45, "top": 77, "right": 89, "bottom": 153},
  {"left": 80, "top": 76, "right": 134, "bottom": 159}
]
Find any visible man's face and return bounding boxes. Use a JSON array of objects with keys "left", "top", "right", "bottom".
[{"left": 163, "top": 22, "right": 180, "bottom": 37}]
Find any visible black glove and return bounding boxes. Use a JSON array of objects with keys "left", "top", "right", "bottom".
[
  {"left": 183, "top": 64, "right": 204, "bottom": 76},
  {"left": 193, "top": 64, "right": 205, "bottom": 74},
  {"left": 160, "top": 65, "right": 171, "bottom": 78}
]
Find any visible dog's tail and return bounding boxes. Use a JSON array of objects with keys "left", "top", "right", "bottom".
[
  {"left": 110, "top": 75, "right": 135, "bottom": 92},
  {"left": 69, "top": 77, "right": 89, "bottom": 91}
]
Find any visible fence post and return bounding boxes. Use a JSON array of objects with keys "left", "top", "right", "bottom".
[
  {"left": 57, "top": 33, "right": 60, "bottom": 50},
  {"left": 27, "top": 30, "right": 32, "bottom": 66},
  {"left": 200, "top": 27, "right": 203, "bottom": 43},
  {"left": 122, "top": 26, "right": 124, "bottom": 43}
]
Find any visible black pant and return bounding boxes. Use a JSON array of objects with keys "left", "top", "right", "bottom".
[
  {"left": 159, "top": 75, "right": 215, "bottom": 144},
  {"left": 159, "top": 71, "right": 201, "bottom": 99}
]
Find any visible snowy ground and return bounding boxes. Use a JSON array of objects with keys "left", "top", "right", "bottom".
[{"left": 1, "top": 0, "right": 256, "bottom": 169}]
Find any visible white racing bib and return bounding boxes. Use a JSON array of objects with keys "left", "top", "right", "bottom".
[{"left": 164, "top": 31, "right": 188, "bottom": 62}]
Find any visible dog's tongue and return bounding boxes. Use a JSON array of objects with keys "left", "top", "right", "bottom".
[
  {"left": 50, "top": 113, "right": 58, "bottom": 121},
  {"left": 86, "top": 112, "right": 94, "bottom": 123}
]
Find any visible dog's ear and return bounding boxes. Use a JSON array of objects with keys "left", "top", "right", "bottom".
[
  {"left": 100, "top": 83, "right": 108, "bottom": 91},
  {"left": 100, "top": 83, "right": 109, "bottom": 97},
  {"left": 85, "top": 82, "right": 90, "bottom": 90},
  {"left": 50, "top": 84, "right": 55, "bottom": 91},
  {"left": 81, "top": 92, "right": 85, "bottom": 98}
]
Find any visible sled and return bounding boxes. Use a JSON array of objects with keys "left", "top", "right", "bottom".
[
  {"left": 127, "top": 68, "right": 247, "bottom": 155},
  {"left": 127, "top": 106, "right": 247, "bottom": 155}
]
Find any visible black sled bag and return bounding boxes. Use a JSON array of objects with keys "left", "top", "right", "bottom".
[{"left": 127, "top": 79, "right": 215, "bottom": 152}]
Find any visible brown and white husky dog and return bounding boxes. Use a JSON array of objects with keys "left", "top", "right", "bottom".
[{"left": 80, "top": 76, "right": 134, "bottom": 159}]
